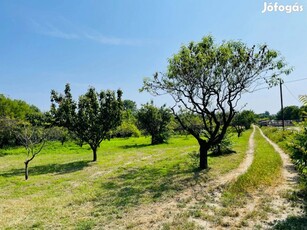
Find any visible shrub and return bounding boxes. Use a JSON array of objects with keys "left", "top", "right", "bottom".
[
  {"left": 287, "top": 122, "right": 307, "bottom": 173},
  {"left": 114, "top": 121, "right": 141, "bottom": 138}
]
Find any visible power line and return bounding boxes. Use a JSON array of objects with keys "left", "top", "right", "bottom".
[
  {"left": 284, "top": 83, "right": 301, "bottom": 103},
  {"left": 285, "top": 77, "right": 307, "bottom": 84},
  {"left": 252, "top": 77, "right": 307, "bottom": 93},
  {"left": 253, "top": 86, "right": 269, "bottom": 92}
]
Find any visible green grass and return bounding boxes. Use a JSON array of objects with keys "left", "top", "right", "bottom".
[
  {"left": 223, "top": 127, "right": 283, "bottom": 204},
  {"left": 261, "top": 127, "right": 295, "bottom": 151},
  {"left": 0, "top": 133, "right": 251, "bottom": 229}
]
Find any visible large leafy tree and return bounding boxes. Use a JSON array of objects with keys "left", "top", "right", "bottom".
[
  {"left": 276, "top": 105, "right": 300, "bottom": 120},
  {"left": 142, "top": 35, "right": 291, "bottom": 169},
  {"left": 51, "top": 84, "right": 123, "bottom": 161},
  {"left": 137, "top": 101, "right": 172, "bottom": 145}
]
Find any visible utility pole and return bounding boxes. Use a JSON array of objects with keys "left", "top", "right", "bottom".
[{"left": 280, "top": 79, "right": 285, "bottom": 130}]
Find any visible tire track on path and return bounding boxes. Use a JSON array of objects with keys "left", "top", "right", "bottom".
[
  {"left": 257, "top": 127, "right": 303, "bottom": 227},
  {"left": 102, "top": 126, "right": 257, "bottom": 229}
]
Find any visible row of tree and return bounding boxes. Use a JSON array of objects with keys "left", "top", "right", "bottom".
[
  {"left": 1, "top": 92, "right": 258, "bottom": 149},
  {"left": 1, "top": 35, "right": 293, "bottom": 173}
]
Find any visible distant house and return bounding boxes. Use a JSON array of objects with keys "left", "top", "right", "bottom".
[{"left": 258, "top": 120, "right": 298, "bottom": 127}]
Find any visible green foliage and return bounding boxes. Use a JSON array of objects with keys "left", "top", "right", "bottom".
[
  {"left": 210, "top": 131, "right": 234, "bottom": 155},
  {"left": 142, "top": 35, "right": 290, "bottom": 169},
  {"left": 0, "top": 94, "right": 42, "bottom": 122},
  {"left": 0, "top": 94, "right": 46, "bottom": 149},
  {"left": 232, "top": 110, "right": 256, "bottom": 137},
  {"left": 137, "top": 101, "right": 172, "bottom": 145},
  {"left": 299, "top": 95, "right": 307, "bottom": 106},
  {"left": 123, "top": 99, "right": 137, "bottom": 115},
  {"left": 257, "top": 111, "right": 271, "bottom": 119},
  {"left": 287, "top": 122, "right": 307, "bottom": 173},
  {"left": 276, "top": 105, "right": 300, "bottom": 120},
  {"left": 261, "top": 124, "right": 307, "bottom": 175},
  {"left": 50, "top": 84, "right": 123, "bottom": 161},
  {"left": 300, "top": 106, "right": 307, "bottom": 120},
  {"left": 113, "top": 121, "right": 141, "bottom": 138},
  {"left": 261, "top": 127, "right": 293, "bottom": 151},
  {"left": 0, "top": 117, "right": 19, "bottom": 148},
  {"left": 273, "top": 216, "right": 307, "bottom": 230},
  {"left": 47, "top": 126, "right": 70, "bottom": 145},
  {"left": 234, "top": 110, "right": 256, "bottom": 129},
  {"left": 299, "top": 96, "right": 307, "bottom": 120},
  {"left": 175, "top": 111, "right": 204, "bottom": 136},
  {"left": 115, "top": 99, "right": 140, "bottom": 138}
]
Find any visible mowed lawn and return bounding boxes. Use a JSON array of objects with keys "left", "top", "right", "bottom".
[{"left": 0, "top": 132, "right": 251, "bottom": 229}]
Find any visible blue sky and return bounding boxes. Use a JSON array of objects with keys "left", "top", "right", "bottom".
[{"left": 0, "top": 0, "right": 306, "bottom": 114}]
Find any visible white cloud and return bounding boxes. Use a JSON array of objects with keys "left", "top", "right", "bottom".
[
  {"left": 30, "top": 20, "right": 79, "bottom": 40},
  {"left": 30, "top": 18, "right": 146, "bottom": 46},
  {"left": 40, "top": 23, "right": 80, "bottom": 40}
]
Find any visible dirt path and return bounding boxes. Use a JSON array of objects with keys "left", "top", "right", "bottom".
[
  {"left": 102, "top": 127, "right": 304, "bottom": 229},
  {"left": 257, "top": 127, "right": 303, "bottom": 226},
  {"left": 219, "top": 127, "right": 304, "bottom": 229},
  {"left": 102, "top": 126, "right": 257, "bottom": 229},
  {"left": 258, "top": 127, "right": 299, "bottom": 190},
  {"left": 215, "top": 125, "right": 255, "bottom": 186},
  {"left": 211, "top": 127, "right": 304, "bottom": 229}
]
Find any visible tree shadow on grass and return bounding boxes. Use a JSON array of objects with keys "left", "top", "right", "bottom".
[
  {"left": 120, "top": 143, "right": 152, "bottom": 149},
  {"left": 272, "top": 216, "right": 307, "bottom": 229},
  {"left": 209, "top": 149, "right": 237, "bottom": 157},
  {"left": 94, "top": 160, "right": 209, "bottom": 215},
  {"left": 0, "top": 160, "right": 91, "bottom": 177}
]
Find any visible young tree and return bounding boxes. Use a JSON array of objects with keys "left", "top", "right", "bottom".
[
  {"left": 17, "top": 125, "right": 46, "bottom": 180},
  {"left": 48, "top": 126, "right": 70, "bottom": 145},
  {"left": 142, "top": 35, "right": 291, "bottom": 169},
  {"left": 113, "top": 99, "right": 141, "bottom": 138},
  {"left": 137, "top": 101, "right": 172, "bottom": 145},
  {"left": 50, "top": 84, "right": 123, "bottom": 161},
  {"left": 231, "top": 110, "right": 256, "bottom": 137}
]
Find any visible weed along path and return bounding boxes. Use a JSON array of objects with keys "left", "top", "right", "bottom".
[
  {"left": 258, "top": 127, "right": 299, "bottom": 191},
  {"left": 215, "top": 125, "right": 256, "bottom": 186},
  {"left": 204, "top": 126, "right": 304, "bottom": 229},
  {"left": 257, "top": 127, "right": 304, "bottom": 225},
  {"left": 106, "top": 126, "right": 305, "bottom": 230}
]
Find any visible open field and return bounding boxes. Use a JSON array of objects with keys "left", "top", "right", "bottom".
[
  {"left": 0, "top": 133, "right": 248, "bottom": 229},
  {"left": 0, "top": 128, "right": 306, "bottom": 229}
]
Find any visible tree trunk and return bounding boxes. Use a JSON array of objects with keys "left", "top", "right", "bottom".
[
  {"left": 151, "top": 134, "right": 163, "bottom": 145},
  {"left": 25, "top": 161, "right": 29, "bottom": 180},
  {"left": 92, "top": 147, "right": 97, "bottom": 162},
  {"left": 199, "top": 142, "right": 209, "bottom": 170}
]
